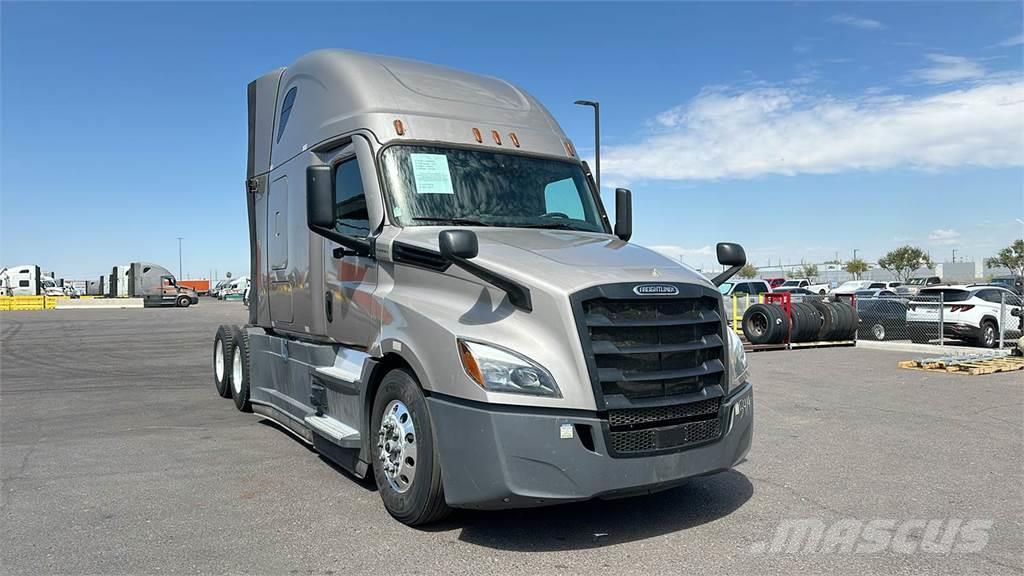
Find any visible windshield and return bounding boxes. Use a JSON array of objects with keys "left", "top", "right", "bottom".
[
  {"left": 906, "top": 278, "right": 928, "bottom": 285},
  {"left": 381, "top": 145, "right": 607, "bottom": 233},
  {"left": 717, "top": 283, "right": 734, "bottom": 295},
  {"left": 917, "top": 288, "right": 970, "bottom": 302}
]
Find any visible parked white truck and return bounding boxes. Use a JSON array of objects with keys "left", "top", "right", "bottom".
[
  {"left": 777, "top": 278, "right": 830, "bottom": 295},
  {"left": 212, "top": 50, "right": 753, "bottom": 525}
]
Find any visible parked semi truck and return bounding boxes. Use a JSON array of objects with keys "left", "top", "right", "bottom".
[
  {"left": 0, "top": 265, "right": 63, "bottom": 296},
  {"left": 212, "top": 50, "right": 753, "bottom": 526},
  {"left": 127, "top": 262, "right": 199, "bottom": 307}
]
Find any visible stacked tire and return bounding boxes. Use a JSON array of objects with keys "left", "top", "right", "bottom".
[{"left": 741, "top": 301, "right": 858, "bottom": 345}]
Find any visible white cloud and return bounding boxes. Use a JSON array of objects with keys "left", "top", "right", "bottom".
[
  {"left": 603, "top": 77, "right": 1024, "bottom": 182},
  {"left": 928, "top": 229, "right": 962, "bottom": 246},
  {"left": 828, "top": 14, "right": 885, "bottom": 30},
  {"left": 910, "top": 54, "right": 987, "bottom": 85},
  {"left": 999, "top": 33, "right": 1024, "bottom": 47}
]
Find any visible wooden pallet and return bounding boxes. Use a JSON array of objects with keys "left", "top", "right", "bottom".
[{"left": 898, "top": 355, "right": 1024, "bottom": 375}]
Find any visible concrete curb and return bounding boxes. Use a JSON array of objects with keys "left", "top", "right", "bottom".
[
  {"left": 56, "top": 298, "right": 144, "bottom": 310},
  {"left": 856, "top": 340, "right": 1009, "bottom": 356}
]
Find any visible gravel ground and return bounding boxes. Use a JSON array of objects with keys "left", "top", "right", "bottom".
[{"left": 2, "top": 300, "right": 1021, "bottom": 575}]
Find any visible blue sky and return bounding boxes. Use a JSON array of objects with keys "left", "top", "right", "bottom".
[{"left": 2, "top": 1, "right": 1022, "bottom": 279}]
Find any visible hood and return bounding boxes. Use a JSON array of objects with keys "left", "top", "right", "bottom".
[{"left": 391, "top": 227, "right": 715, "bottom": 295}]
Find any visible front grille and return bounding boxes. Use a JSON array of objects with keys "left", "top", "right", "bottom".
[
  {"left": 571, "top": 283, "right": 728, "bottom": 457},
  {"left": 608, "top": 397, "right": 720, "bottom": 429},
  {"left": 579, "top": 293, "right": 725, "bottom": 400},
  {"left": 609, "top": 419, "right": 723, "bottom": 454}
]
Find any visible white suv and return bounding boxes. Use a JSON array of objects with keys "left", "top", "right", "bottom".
[{"left": 907, "top": 285, "right": 1022, "bottom": 348}]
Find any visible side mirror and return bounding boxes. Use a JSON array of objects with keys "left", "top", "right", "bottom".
[
  {"left": 614, "top": 188, "right": 632, "bottom": 242},
  {"left": 716, "top": 242, "right": 746, "bottom": 267},
  {"left": 711, "top": 242, "right": 747, "bottom": 287},
  {"left": 439, "top": 229, "right": 479, "bottom": 260},
  {"left": 306, "top": 165, "right": 335, "bottom": 229},
  {"left": 306, "top": 164, "right": 373, "bottom": 258}
]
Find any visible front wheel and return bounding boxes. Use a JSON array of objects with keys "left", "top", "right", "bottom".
[
  {"left": 371, "top": 369, "right": 449, "bottom": 526},
  {"left": 177, "top": 296, "right": 191, "bottom": 308}
]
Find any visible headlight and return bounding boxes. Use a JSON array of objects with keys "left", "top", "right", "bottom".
[
  {"left": 727, "top": 329, "right": 749, "bottom": 390},
  {"left": 457, "top": 339, "right": 561, "bottom": 398}
]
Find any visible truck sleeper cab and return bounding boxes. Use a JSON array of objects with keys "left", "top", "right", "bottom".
[{"left": 215, "top": 49, "right": 753, "bottom": 525}]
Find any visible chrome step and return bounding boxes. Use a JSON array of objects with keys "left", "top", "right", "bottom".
[{"left": 304, "top": 414, "right": 360, "bottom": 448}]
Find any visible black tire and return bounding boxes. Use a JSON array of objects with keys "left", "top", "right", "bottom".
[
  {"left": 230, "top": 327, "right": 252, "bottom": 412},
  {"left": 808, "top": 300, "right": 837, "bottom": 341},
  {"left": 768, "top": 304, "right": 790, "bottom": 344},
  {"left": 795, "top": 303, "right": 822, "bottom": 342},
  {"left": 789, "top": 303, "right": 810, "bottom": 342},
  {"left": 371, "top": 368, "right": 450, "bottom": 526},
  {"left": 213, "top": 325, "right": 235, "bottom": 398},
  {"left": 829, "top": 302, "right": 853, "bottom": 341},
  {"left": 978, "top": 320, "right": 998, "bottom": 349},
  {"left": 177, "top": 296, "right": 191, "bottom": 308},
  {"left": 743, "top": 304, "right": 778, "bottom": 345}
]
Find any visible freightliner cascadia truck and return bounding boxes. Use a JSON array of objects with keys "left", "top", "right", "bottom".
[{"left": 213, "top": 49, "right": 753, "bottom": 526}]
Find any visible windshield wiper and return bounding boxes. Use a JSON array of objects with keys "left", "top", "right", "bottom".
[
  {"left": 411, "top": 217, "right": 490, "bottom": 226},
  {"left": 515, "top": 222, "right": 579, "bottom": 230}
]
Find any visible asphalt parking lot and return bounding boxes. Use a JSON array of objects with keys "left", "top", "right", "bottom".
[{"left": 2, "top": 300, "right": 1021, "bottom": 575}]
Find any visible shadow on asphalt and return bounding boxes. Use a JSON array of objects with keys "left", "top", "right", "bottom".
[{"left": 431, "top": 469, "right": 753, "bottom": 551}]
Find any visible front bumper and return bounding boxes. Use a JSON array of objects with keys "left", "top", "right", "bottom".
[{"left": 428, "top": 382, "right": 753, "bottom": 509}]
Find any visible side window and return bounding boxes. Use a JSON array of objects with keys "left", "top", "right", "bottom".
[
  {"left": 276, "top": 87, "right": 297, "bottom": 144},
  {"left": 18, "top": 280, "right": 29, "bottom": 287},
  {"left": 543, "top": 178, "right": 585, "bottom": 220},
  {"left": 974, "top": 290, "right": 999, "bottom": 303},
  {"left": 334, "top": 159, "right": 370, "bottom": 237},
  {"left": 733, "top": 282, "right": 751, "bottom": 295},
  {"left": 755, "top": 282, "right": 771, "bottom": 295}
]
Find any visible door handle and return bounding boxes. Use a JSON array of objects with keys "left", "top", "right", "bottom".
[{"left": 325, "top": 291, "right": 333, "bottom": 323}]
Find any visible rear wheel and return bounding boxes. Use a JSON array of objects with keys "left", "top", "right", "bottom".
[
  {"left": 371, "top": 369, "right": 450, "bottom": 526},
  {"left": 978, "top": 320, "right": 998, "bottom": 349},
  {"left": 231, "top": 327, "right": 251, "bottom": 412},
  {"left": 213, "top": 325, "right": 235, "bottom": 398}
]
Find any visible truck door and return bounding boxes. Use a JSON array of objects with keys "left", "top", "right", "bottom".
[
  {"left": 268, "top": 176, "right": 294, "bottom": 324},
  {"left": 160, "top": 276, "right": 177, "bottom": 303},
  {"left": 323, "top": 140, "right": 378, "bottom": 348}
]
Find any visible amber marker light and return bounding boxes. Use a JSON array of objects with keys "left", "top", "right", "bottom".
[
  {"left": 491, "top": 130, "right": 502, "bottom": 145},
  {"left": 472, "top": 128, "right": 483, "bottom": 143},
  {"left": 393, "top": 119, "right": 405, "bottom": 135},
  {"left": 458, "top": 340, "right": 485, "bottom": 387},
  {"left": 509, "top": 132, "right": 520, "bottom": 147}
]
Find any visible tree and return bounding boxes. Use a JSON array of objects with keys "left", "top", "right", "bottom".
[
  {"left": 878, "top": 245, "right": 933, "bottom": 282},
  {"left": 800, "top": 264, "right": 819, "bottom": 280},
  {"left": 844, "top": 258, "right": 869, "bottom": 280},
  {"left": 738, "top": 264, "right": 757, "bottom": 278},
  {"left": 985, "top": 239, "right": 1024, "bottom": 277}
]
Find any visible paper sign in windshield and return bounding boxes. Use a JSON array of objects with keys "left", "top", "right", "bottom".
[{"left": 411, "top": 154, "right": 454, "bottom": 194}]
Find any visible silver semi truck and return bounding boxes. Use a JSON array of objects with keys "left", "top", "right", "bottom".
[{"left": 214, "top": 49, "right": 753, "bottom": 525}]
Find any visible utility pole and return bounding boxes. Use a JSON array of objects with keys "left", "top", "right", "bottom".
[
  {"left": 853, "top": 248, "right": 859, "bottom": 262},
  {"left": 952, "top": 249, "right": 958, "bottom": 263},
  {"left": 574, "top": 99, "right": 600, "bottom": 192},
  {"left": 177, "top": 237, "right": 184, "bottom": 280}
]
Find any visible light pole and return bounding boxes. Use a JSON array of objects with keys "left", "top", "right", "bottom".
[
  {"left": 177, "top": 237, "right": 184, "bottom": 280},
  {"left": 574, "top": 99, "right": 600, "bottom": 192},
  {"left": 853, "top": 248, "right": 859, "bottom": 263},
  {"left": 952, "top": 249, "right": 958, "bottom": 263}
]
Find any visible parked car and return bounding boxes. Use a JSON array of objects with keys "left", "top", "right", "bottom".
[
  {"left": 857, "top": 293, "right": 910, "bottom": 341},
  {"left": 896, "top": 276, "right": 942, "bottom": 297},
  {"left": 989, "top": 275, "right": 1023, "bottom": 295},
  {"left": 773, "top": 286, "right": 814, "bottom": 295},
  {"left": 718, "top": 279, "right": 772, "bottom": 298},
  {"left": 906, "top": 285, "right": 1022, "bottom": 347},
  {"left": 777, "top": 278, "right": 830, "bottom": 295},
  {"left": 764, "top": 277, "right": 786, "bottom": 288}
]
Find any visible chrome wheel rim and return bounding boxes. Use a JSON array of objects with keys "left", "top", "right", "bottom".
[
  {"left": 872, "top": 324, "right": 885, "bottom": 340},
  {"left": 215, "top": 340, "right": 225, "bottom": 382},
  {"left": 232, "top": 346, "right": 242, "bottom": 395},
  {"left": 377, "top": 399, "right": 417, "bottom": 494},
  {"left": 983, "top": 326, "right": 995, "bottom": 347}
]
